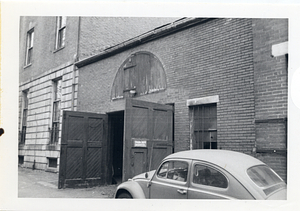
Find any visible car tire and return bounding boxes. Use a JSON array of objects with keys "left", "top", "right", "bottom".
[{"left": 117, "top": 192, "right": 133, "bottom": 199}]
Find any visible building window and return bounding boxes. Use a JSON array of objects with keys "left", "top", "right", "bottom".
[
  {"left": 19, "top": 156, "right": 24, "bottom": 165},
  {"left": 25, "top": 29, "right": 34, "bottom": 66},
  {"left": 50, "top": 78, "right": 62, "bottom": 144},
  {"left": 157, "top": 160, "right": 189, "bottom": 182},
  {"left": 48, "top": 157, "right": 58, "bottom": 168},
  {"left": 192, "top": 164, "right": 228, "bottom": 188},
  {"left": 55, "top": 16, "right": 66, "bottom": 49},
  {"left": 192, "top": 103, "right": 217, "bottom": 149},
  {"left": 20, "top": 90, "right": 29, "bottom": 144}
]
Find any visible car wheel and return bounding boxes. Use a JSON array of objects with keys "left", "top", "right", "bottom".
[{"left": 117, "top": 192, "right": 133, "bottom": 199}]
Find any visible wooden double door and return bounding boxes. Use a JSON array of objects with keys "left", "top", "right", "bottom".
[{"left": 58, "top": 99, "right": 173, "bottom": 188}]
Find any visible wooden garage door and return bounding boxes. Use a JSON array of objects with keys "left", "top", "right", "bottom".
[
  {"left": 123, "top": 99, "right": 174, "bottom": 181},
  {"left": 58, "top": 111, "right": 109, "bottom": 188}
]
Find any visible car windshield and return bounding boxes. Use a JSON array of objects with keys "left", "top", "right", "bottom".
[{"left": 247, "top": 165, "right": 283, "bottom": 188}]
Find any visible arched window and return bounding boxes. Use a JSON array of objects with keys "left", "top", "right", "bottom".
[{"left": 111, "top": 52, "right": 167, "bottom": 100}]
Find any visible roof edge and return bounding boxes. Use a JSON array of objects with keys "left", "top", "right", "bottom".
[{"left": 75, "top": 18, "right": 212, "bottom": 68}]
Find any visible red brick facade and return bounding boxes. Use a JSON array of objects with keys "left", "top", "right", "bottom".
[
  {"left": 18, "top": 17, "right": 288, "bottom": 182},
  {"left": 252, "top": 18, "right": 288, "bottom": 181},
  {"left": 77, "top": 18, "right": 287, "bottom": 181}
]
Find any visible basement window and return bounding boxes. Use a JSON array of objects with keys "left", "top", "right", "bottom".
[
  {"left": 48, "top": 158, "right": 58, "bottom": 168},
  {"left": 19, "top": 156, "right": 24, "bottom": 165}
]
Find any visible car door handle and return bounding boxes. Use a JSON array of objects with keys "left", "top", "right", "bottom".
[{"left": 177, "top": 189, "right": 187, "bottom": 195}]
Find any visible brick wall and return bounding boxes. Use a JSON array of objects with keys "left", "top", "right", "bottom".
[
  {"left": 78, "top": 18, "right": 256, "bottom": 153},
  {"left": 252, "top": 18, "right": 288, "bottom": 182},
  {"left": 79, "top": 17, "right": 178, "bottom": 60},
  {"left": 253, "top": 19, "right": 288, "bottom": 120}
]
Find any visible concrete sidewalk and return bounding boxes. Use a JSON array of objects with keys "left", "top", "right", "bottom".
[{"left": 18, "top": 167, "right": 118, "bottom": 198}]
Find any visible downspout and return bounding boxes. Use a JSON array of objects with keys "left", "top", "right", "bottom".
[
  {"left": 71, "top": 16, "right": 81, "bottom": 111},
  {"left": 33, "top": 112, "right": 37, "bottom": 170}
]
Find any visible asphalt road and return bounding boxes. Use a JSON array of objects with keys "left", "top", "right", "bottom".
[{"left": 18, "top": 167, "right": 118, "bottom": 198}]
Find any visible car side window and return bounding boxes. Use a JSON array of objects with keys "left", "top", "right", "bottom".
[
  {"left": 157, "top": 161, "right": 188, "bottom": 182},
  {"left": 193, "top": 164, "right": 228, "bottom": 188}
]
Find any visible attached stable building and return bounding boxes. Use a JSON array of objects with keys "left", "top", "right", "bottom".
[{"left": 19, "top": 17, "right": 288, "bottom": 188}]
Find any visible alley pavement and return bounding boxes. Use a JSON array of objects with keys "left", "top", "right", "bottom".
[{"left": 18, "top": 167, "right": 118, "bottom": 198}]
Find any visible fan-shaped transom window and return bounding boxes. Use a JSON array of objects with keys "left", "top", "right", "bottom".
[{"left": 111, "top": 52, "right": 167, "bottom": 100}]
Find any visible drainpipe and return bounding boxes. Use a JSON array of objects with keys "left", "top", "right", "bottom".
[
  {"left": 32, "top": 112, "right": 37, "bottom": 170},
  {"left": 71, "top": 17, "right": 81, "bottom": 111}
]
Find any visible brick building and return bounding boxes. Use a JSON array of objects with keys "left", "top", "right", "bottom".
[
  {"left": 18, "top": 16, "right": 177, "bottom": 173},
  {"left": 19, "top": 17, "right": 288, "bottom": 187}
]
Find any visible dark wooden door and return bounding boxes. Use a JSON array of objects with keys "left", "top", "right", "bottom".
[
  {"left": 123, "top": 99, "right": 173, "bottom": 181},
  {"left": 58, "top": 111, "right": 109, "bottom": 188}
]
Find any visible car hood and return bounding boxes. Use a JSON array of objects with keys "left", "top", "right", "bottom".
[{"left": 132, "top": 170, "right": 156, "bottom": 180}]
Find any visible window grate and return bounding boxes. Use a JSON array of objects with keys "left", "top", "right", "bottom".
[{"left": 192, "top": 103, "right": 217, "bottom": 149}]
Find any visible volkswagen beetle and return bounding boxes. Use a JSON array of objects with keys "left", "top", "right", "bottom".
[{"left": 114, "top": 150, "right": 286, "bottom": 200}]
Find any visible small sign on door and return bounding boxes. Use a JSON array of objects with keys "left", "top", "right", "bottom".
[{"left": 133, "top": 140, "right": 147, "bottom": 148}]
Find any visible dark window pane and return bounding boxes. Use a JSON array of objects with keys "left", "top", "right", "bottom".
[
  {"left": 27, "top": 48, "right": 32, "bottom": 64},
  {"left": 19, "top": 156, "right": 24, "bottom": 165},
  {"left": 211, "top": 142, "right": 217, "bottom": 149},
  {"left": 53, "top": 101, "right": 61, "bottom": 122},
  {"left": 20, "top": 126, "right": 27, "bottom": 144},
  {"left": 48, "top": 158, "right": 58, "bottom": 168},
  {"left": 157, "top": 161, "right": 188, "bottom": 182},
  {"left": 22, "top": 109, "right": 28, "bottom": 126},
  {"left": 203, "top": 142, "right": 210, "bottom": 149},
  {"left": 210, "top": 131, "right": 217, "bottom": 142},
  {"left": 193, "top": 164, "right": 228, "bottom": 188},
  {"left": 51, "top": 122, "right": 59, "bottom": 143}
]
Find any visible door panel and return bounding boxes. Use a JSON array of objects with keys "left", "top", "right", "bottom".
[
  {"left": 131, "top": 106, "right": 148, "bottom": 138},
  {"left": 188, "top": 161, "right": 253, "bottom": 199},
  {"left": 59, "top": 111, "right": 109, "bottom": 188},
  {"left": 151, "top": 147, "right": 168, "bottom": 171},
  {"left": 86, "top": 148, "right": 102, "bottom": 178},
  {"left": 150, "top": 181, "right": 188, "bottom": 199},
  {"left": 123, "top": 99, "right": 173, "bottom": 181},
  {"left": 65, "top": 147, "right": 82, "bottom": 179},
  {"left": 188, "top": 187, "right": 229, "bottom": 199},
  {"left": 132, "top": 148, "right": 148, "bottom": 175},
  {"left": 150, "top": 160, "right": 189, "bottom": 199}
]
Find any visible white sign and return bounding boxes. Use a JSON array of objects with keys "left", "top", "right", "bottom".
[{"left": 134, "top": 140, "right": 147, "bottom": 147}]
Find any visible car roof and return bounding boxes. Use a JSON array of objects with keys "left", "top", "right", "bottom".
[
  {"left": 164, "top": 149, "right": 264, "bottom": 172},
  {"left": 162, "top": 150, "right": 275, "bottom": 199}
]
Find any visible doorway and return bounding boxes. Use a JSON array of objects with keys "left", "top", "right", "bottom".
[{"left": 108, "top": 111, "right": 124, "bottom": 184}]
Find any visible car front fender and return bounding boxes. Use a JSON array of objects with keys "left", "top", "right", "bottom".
[{"left": 115, "top": 179, "right": 147, "bottom": 199}]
